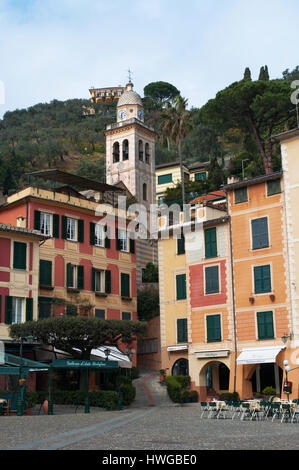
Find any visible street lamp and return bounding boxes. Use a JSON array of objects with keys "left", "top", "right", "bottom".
[{"left": 104, "top": 348, "right": 110, "bottom": 361}]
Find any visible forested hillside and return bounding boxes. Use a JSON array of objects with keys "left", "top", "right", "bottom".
[{"left": 0, "top": 65, "right": 298, "bottom": 197}]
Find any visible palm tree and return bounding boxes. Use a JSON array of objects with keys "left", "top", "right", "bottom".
[{"left": 161, "top": 95, "right": 192, "bottom": 206}]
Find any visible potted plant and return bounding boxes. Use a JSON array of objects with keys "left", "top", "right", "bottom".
[
  {"left": 262, "top": 386, "right": 277, "bottom": 401},
  {"left": 159, "top": 369, "right": 166, "bottom": 382}
]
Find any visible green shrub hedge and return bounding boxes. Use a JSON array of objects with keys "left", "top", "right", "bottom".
[
  {"left": 219, "top": 392, "right": 240, "bottom": 402},
  {"left": 119, "top": 384, "right": 136, "bottom": 406},
  {"left": 165, "top": 376, "right": 191, "bottom": 403}
]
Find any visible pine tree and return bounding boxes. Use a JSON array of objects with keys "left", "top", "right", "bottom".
[
  {"left": 243, "top": 67, "right": 252, "bottom": 81},
  {"left": 259, "top": 66, "right": 265, "bottom": 80},
  {"left": 264, "top": 65, "right": 270, "bottom": 81}
]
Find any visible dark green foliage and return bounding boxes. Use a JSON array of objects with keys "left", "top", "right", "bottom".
[
  {"left": 142, "top": 263, "right": 159, "bottom": 283},
  {"left": 243, "top": 67, "right": 252, "bottom": 81},
  {"left": 282, "top": 65, "right": 299, "bottom": 81},
  {"left": 165, "top": 375, "right": 191, "bottom": 403},
  {"left": 119, "top": 383, "right": 136, "bottom": 405},
  {"left": 137, "top": 285, "right": 159, "bottom": 321},
  {"left": 51, "top": 390, "right": 118, "bottom": 410},
  {"left": 259, "top": 65, "right": 270, "bottom": 81},
  {"left": 144, "top": 81, "right": 180, "bottom": 104},
  {"left": 219, "top": 392, "right": 240, "bottom": 401},
  {"left": 9, "top": 316, "right": 147, "bottom": 360}
]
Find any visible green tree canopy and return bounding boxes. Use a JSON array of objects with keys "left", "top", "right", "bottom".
[
  {"left": 199, "top": 78, "right": 296, "bottom": 174},
  {"left": 9, "top": 316, "right": 147, "bottom": 360},
  {"left": 137, "top": 286, "right": 160, "bottom": 321},
  {"left": 144, "top": 81, "right": 180, "bottom": 104}
]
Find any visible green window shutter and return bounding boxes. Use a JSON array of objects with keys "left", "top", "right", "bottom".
[
  {"left": 61, "top": 216, "right": 67, "bottom": 239},
  {"left": 176, "top": 274, "right": 186, "bottom": 300},
  {"left": 177, "top": 318, "right": 188, "bottom": 343},
  {"left": 195, "top": 172, "right": 207, "bottom": 181},
  {"left": 95, "top": 309, "right": 105, "bottom": 319},
  {"left": 257, "top": 311, "right": 274, "bottom": 339},
  {"left": 104, "top": 226, "right": 110, "bottom": 248},
  {"left": 34, "top": 210, "right": 41, "bottom": 230},
  {"left": 5, "top": 296, "right": 13, "bottom": 325},
  {"left": 38, "top": 297, "right": 53, "bottom": 319},
  {"left": 105, "top": 270, "right": 111, "bottom": 294},
  {"left": 77, "top": 265, "right": 84, "bottom": 290},
  {"left": 121, "top": 273, "right": 130, "bottom": 297},
  {"left": 252, "top": 218, "right": 269, "bottom": 250},
  {"left": 207, "top": 315, "right": 221, "bottom": 342},
  {"left": 205, "top": 227, "right": 217, "bottom": 258},
  {"left": 205, "top": 266, "right": 219, "bottom": 294},
  {"left": 116, "top": 228, "right": 121, "bottom": 251},
  {"left": 122, "top": 312, "right": 131, "bottom": 321},
  {"left": 90, "top": 222, "right": 95, "bottom": 246},
  {"left": 66, "top": 263, "right": 73, "bottom": 288},
  {"left": 254, "top": 265, "right": 271, "bottom": 294},
  {"left": 129, "top": 236, "right": 135, "bottom": 254},
  {"left": 78, "top": 219, "right": 84, "bottom": 243},
  {"left": 26, "top": 297, "right": 33, "bottom": 322},
  {"left": 177, "top": 231, "right": 185, "bottom": 255},
  {"left": 39, "top": 260, "right": 52, "bottom": 286},
  {"left": 234, "top": 187, "right": 248, "bottom": 204},
  {"left": 13, "top": 242, "right": 27, "bottom": 270},
  {"left": 91, "top": 267, "right": 96, "bottom": 292},
  {"left": 52, "top": 214, "right": 60, "bottom": 238},
  {"left": 158, "top": 173, "right": 172, "bottom": 185},
  {"left": 267, "top": 179, "right": 281, "bottom": 196}
]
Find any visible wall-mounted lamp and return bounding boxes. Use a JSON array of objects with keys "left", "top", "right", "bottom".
[{"left": 281, "top": 332, "right": 293, "bottom": 344}]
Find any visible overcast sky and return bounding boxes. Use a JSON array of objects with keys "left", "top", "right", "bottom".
[{"left": 0, "top": 0, "right": 298, "bottom": 118}]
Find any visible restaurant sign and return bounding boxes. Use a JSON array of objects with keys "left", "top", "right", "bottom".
[
  {"left": 51, "top": 359, "right": 119, "bottom": 369},
  {"left": 195, "top": 350, "right": 230, "bottom": 359}
]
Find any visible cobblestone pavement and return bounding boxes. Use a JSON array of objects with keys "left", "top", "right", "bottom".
[{"left": 0, "top": 370, "right": 299, "bottom": 451}]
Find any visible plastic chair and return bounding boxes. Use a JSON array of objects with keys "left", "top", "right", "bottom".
[
  {"left": 231, "top": 401, "right": 242, "bottom": 420},
  {"left": 281, "top": 404, "right": 292, "bottom": 423},
  {"left": 207, "top": 402, "right": 218, "bottom": 419},
  {"left": 217, "top": 402, "right": 229, "bottom": 419},
  {"left": 200, "top": 402, "right": 209, "bottom": 419},
  {"left": 2, "top": 399, "right": 11, "bottom": 416},
  {"left": 240, "top": 403, "right": 252, "bottom": 421},
  {"left": 291, "top": 405, "right": 299, "bottom": 423},
  {"left": 271, "top": 403, "right": 281, "bottom": 421}
]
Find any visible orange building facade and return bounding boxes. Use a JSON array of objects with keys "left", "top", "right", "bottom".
[{"left": 225, "top": 172, "right": 294, "bottom": 399}]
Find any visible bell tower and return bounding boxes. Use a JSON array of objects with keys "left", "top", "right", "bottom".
[{"left": 105, "top": 82, "right": 156, "bottom": 210}]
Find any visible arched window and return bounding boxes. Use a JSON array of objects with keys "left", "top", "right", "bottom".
[
  {"left": 138, "top": 140, "right": 143, "bottom": 161},
  {"left": 145, "top": 143, "right": 150, "bottom": 164},
  {"left": 172, "top": 358, "right": 189, "bottom": 376},
  {"left": 113, "top": 142, "right": 120, "bottom": 163},
  {"left": 123, "top": 139, "right": 129, "bottom": 161},
  {"left": 143, "top": 183, "right": 147, "bottom": 201}
]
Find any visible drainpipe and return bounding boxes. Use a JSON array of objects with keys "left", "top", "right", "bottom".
[{"left": 226, "top": 190, "right": 238, "bottom": 393}]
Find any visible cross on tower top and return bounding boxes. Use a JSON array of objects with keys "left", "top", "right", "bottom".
[{"left": 127, "top": 68, "right": 133, "bottom": 83}]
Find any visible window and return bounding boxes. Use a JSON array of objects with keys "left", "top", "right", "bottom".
[
  {"left": 123, "top": 139, "right": 129, "bottom": 161},
  {"left": 39, "top": 260, "right": 52, "bottom": 287},
  {"left": 66, "top": 305, "right": 77, "bottom": 316},
  {"left": 145, "top": 143, "right": 150, "bottom": 164},
  {"left": 267, "top": 179, "right": 281, "bottom": 197},
  {"left": 206, "top": 314, "right": 221, "bottom": 342},
  {"left": 176, "top": 274, "right": 186, "bottom": 300},
  {"left": 38, "top": 297, "right": 53, "bottom": 319},
  {"left": 113, "top": 142, "right": 120, "bottom": 163},
  {"left": 95, "top": 224, "right": 104, "bottom": 247},
  {"left": 40, "top": 212, "right": 52, "bottom": 236},
  {"left": 13, "top": 242, "right": 27, "bottom": 270},
  {"left": 257, "top": 311, "right": 274, "bottom": 339},
  {"left": 94, "top": 270, "right": 104, "bottom": 293},
  {"left": 158, "top": 174, "right": 172, "bottom": 185},
  {"left": 205, "top": 227, "right": 217, "bottom": 259},
  {"left": 138, "top": 140, "right": 143, "bottom": 161},
  {"left": 12, "top": 297, "right": 24, "bottom": 324},
  {"left": 205, "top": 266, "right": 219, "bottom": 294},
  {"left": 195, "top": 172, "right": 207, "bottom": 181},
  {"left": 143, "top": 183, "right": 147, "bottom": 201},
  {"left": 67, "top": 264, "right": 76, "bottom": 288},
  {"left": 67, "top": 218, "right": 77, "bottom": 241},
  {"left": 177, "top": 318, "right": 188, "bottom": 343},
  {"left": 118, "top": 229, "right": 128, "bottom": 252},
  {"left": 251, "top": 217, "right": 269, "bottom": 250},
  {"left": 95, "top": 309, "right": 105, "bottom": 319},
  {"left": 121, "top": 273, "right": 130, "bottom": 298},
  {"left": 234, "top": 187, "right": 248, "bottom": 204},
  {"left": 254, "top": 265, "right": 271, "bottom": 294},
  {"left": 122, "top": 312, "right": 131, "bottom": 321}
]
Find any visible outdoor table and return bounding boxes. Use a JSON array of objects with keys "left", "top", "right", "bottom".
[
  {"left": 0, "top": 399, "right": 7, "bottom": 403},
  {"left": 215, "top": 401, "right": 226, "bottom": 410}
]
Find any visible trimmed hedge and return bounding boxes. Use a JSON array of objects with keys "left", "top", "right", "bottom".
[
  {"left": 219, "top": 392, "right": 239, "bottom": 402},
  {"left": 165, "top": 376, "right": 191, "bottom": 403},
  {"left": 119, "top": 384, "right": 136, "bottom": 406}
]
